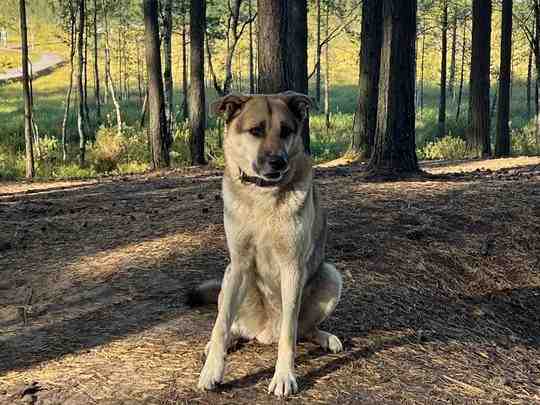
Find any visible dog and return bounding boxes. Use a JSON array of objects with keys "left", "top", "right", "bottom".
[{"left": 189, "top": 91, "right": 343, "bottom": 397}]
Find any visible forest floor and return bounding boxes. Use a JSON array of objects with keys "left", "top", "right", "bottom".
[{"left": 0, "top": 156, "right": 539, "bottom": 404}]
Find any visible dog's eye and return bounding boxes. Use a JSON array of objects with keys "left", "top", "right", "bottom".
[{"left": 249, "top": 126, "right": 264, "bottom": 137}]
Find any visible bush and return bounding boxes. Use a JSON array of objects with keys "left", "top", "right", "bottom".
[
  {"left": 91, "top": 126, "right": 126, "bottom": 173},
  {"left": 419, "top": 135, "right": 471, "bottom": 160},
  {"left": 511, "top": 124, "right": 540, "bottom": 156}
]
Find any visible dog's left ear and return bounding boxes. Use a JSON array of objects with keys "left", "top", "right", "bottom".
[
  {"left": 210, "top": 93, "right": 250, "bottom": 123},
  {"left": 279, "top": 91, "right": 316, "bottom": 121}
]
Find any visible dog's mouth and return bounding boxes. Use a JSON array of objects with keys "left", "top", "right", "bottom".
[{"left": 260, "top": 168, "right": 289, "bottom": 183}]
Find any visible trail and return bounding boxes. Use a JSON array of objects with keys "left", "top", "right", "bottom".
[{"left": 0, "top": 47, "right": 64, "bottom": 85}]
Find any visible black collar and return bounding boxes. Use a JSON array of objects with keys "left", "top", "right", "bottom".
[{"left": 238, "top": 169, "right": 281, "bottom": 188}]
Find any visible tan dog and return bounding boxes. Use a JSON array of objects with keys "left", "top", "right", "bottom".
[{"left": 190, "top": 92, "right": 342, "bottom": 397}]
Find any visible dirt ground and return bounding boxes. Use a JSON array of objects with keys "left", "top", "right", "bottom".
[{"left": 1, "top": 157, "right": 539, "bottom": 405}]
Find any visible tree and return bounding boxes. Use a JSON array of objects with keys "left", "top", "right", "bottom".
[
  {"left": 438, "top": 0, "right": 448, "bottom": 138},
  {"left": 315, "top": 0, "right": 322, "bottom": 104},
  {"left": 77, "top": 0, "right": 88, "bottom": 166},
  {"left": 248, "top": 0, "right": 255, "bottom": 93},
  {"left": 469, "top": 0, "right": 492, "bottom": 157},
  {"left": 495, "top": 0, "right": 513, "bottom": 157},
  {"left": 287, "top": 0, "right": 309, "bottom": 153},
  {"left": 144, "top": 0, "right": 171, "bottom": 168},
  {"left": 189, "top": 0, "right": 206, "bottom": 165},
  {"left": 93, "top": 0, "right": 101, "bottom": 121},
  {"left": 19, "top": 0, "right": 35, "bottom": 178},
  {"left": 162, "top": 0, "right": 173, "bottom": 132},
  {"left": 61, "top": 0, "right": 77, "bottom": 162},
  {"left": 257, "top": 0, "right": 287, "bottom": 93},
  {"left": 368, "top": 0, "right": 419, "bottom": 176},
  {"left": 352, "top": 0, "right": 383, "bottom": 158}
]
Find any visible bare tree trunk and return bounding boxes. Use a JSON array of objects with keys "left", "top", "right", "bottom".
[
  {"left": 77, "top": 0, "right": 87, "bottom": 166},
  {"left": 420, "top": 34, "right": 425, "bottom": 115},
  {"left": 62, "top": 0, "right": 76, "bottom": 162},
  {"left": 181, "top": 1, "right": 188, "bottom": 121},
  {"left": 103, "top": 0, "right": 121, "bottom": 136},
  {"left": 248, "top": 0, "right": 255, "bottom": 93},
  {"left": 449, "top": 7, "right": 458, "bottom": 101},
  {"left": 19, "top": 0, "right": 35, "bottom": 178},
  {"left": 495, "top": 0, "right": 512, "bottom": 157},
  {"left": 324, "top": 5, "right": 330, "bottom": 130},
  {"left": 315, "top": 0, "right": 321, "bottom": 104},
  {"left": 352, "top": 0, "right": 382, "bottom": 157},
  {"left": 93, "top": 0, "right": 101, "bottom": 121},
  {"left": 469, "top": 0, "right": 492, "bottom": 157},
  {"left": 368, "top": 0, "right": 419, "bottom": 176},
  {"left": 144, "top": 0, "right": 171, "bottom": 169},
  {"left": 438, "top": 0, "right": 448, "bottom": 138},
  {"left": 287, "top": 0, "right": 310, "bottom": 153},
  {"left": 189, "top": 0, "right": 206, "bottom": 165},
  {"left": 527, "top": 44, "right": 533, "bottom": 118},
  {"left": 456, "top": 16, "right": 467, "bottom": 121},
  {"left": 163, "top": 0, "right": 173, "bottom": 131},
  {"left": 84, "top": 13, "right": 90, "bottom": 121}
]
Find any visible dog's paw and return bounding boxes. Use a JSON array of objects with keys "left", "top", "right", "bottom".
[
  {"left": 197, "top": 353, "right": 225, "bottom": 391},
  {"left": 268, "top": 370, "right": 298, "bottom": 397},
  {"left": 326, "top": 334, "right": 343, "bottom": 354}
]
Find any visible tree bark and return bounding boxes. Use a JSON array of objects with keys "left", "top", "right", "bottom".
[
  {"left": 103, "top": 0, "right": 122, "bottom": 135},
  {"left": 62, "top": 0, "right": 76, "bottom": 162},
  {"left": 456, "top": 15, "right": 467, "bottom": 121},
  {"left": 19, "top": 0, "right": 35, "bottom": 178},
  {"left": 527, "top": 44, "right": 533, "bottom": 118},
  {"left": 163, "top": 0, "right": 173, "bottom": 131},
  {"left": 495, "top": 0, "right": 512, "bottom": 157},
  {"left": 368, "top": 0, "right": 419, "bottom": 176},
  {"left": 181, "top": 1, "right": 188, "bottom": 121},
  {"left": 77, "top": 0, "right": 87, "bottom": 166},
  {"left": 324, "top": 4, "right": 330, "bottom": 129},
  {"left": 449, "top": 7, "right": 458, "bottom": 102},
  {"left": 257, "top": 0, "right": 288, "bottom": 93},
  {"left": 189, "top": 0, "right": 206, "bottom": 165},
  {"left": 287, "top": 0, "right": 310, "bottom": 153},
  {"left": 469, "top": 0, "right": 492, "bottom": 157},
  {"left": 352, "top": 0, "right": 382, "bottom": 158},
  {"left": 144, "top": 0, "right": 171, "bottom": 169},
  {"left": 315, "top": 0, "right": 321, "bottom": 104},
  {"left": 438, "top": 0, "right": 448, "bottom": 138},
  {"left": 248, "top": 0, "right": 255, "bottom": 93},
  {"left": 93, "top": 0, "right": 101, "bottom": 121}
]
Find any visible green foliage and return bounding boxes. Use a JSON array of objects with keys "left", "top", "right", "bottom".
[
  {"left": 511, "top": 124, "right": 540, "bottom": 156},
  {"left": 418, "top": 135, "right": 471, "bottom": 160}
]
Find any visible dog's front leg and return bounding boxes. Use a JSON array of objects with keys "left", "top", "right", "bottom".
[
  {"left": 198, "top": 262, "right": 248, "bottom": 390},
  {"left": 268, "top": 265, "right": 304, "bottom": 397}
]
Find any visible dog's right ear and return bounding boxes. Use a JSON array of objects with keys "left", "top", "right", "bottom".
[{"left": 210, "top": 93, "right": 250, "bottom": 123}]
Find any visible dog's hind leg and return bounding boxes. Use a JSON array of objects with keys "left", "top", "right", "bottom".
[{"left": 298, "top": 263, "right": 343, "bottom": 353}]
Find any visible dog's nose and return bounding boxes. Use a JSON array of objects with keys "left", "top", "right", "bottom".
[{"left": 267, "top": 154, "right": 288, "bottom": 171}]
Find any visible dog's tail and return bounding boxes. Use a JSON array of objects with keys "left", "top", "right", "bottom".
[{"left": 186, "top": 279, "right": 221, "bottom": 307}]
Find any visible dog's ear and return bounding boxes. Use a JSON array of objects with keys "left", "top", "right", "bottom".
[
  {"left": 279, "top": 91, "right": 317, "bottom": 121},
  {"left": 210, "top": 93, "right": 250, "bottom": 123}
]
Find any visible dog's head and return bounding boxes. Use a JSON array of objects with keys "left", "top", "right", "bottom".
[{"left": 212, "top": 92, "right": 315, "bottom": 184}]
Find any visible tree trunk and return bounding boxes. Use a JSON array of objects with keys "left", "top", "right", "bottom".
[
  {"left": 456, "top": 16, "right": 467, "bottom": 121},
  {"left": 77, "top": 0, "right": 87, "bottom": 166},
  {"left": 189, "top": 0, "right": 206, "bottom": 165},
  {"left": 287, "top": 0, "right": 310, "bottom": 153},
  {"left": 19, "top": 0, "right": 35, "bottom": 178},
  {"left": 469, "top": 0, "right": 492, "bottom": 157},
  {"left": 84, "top": 13, "right": 90, "bottom": 121},
  {"left": 62, "top": 0, "right": 76, "bottom": 162},
  {"left": 420, "top": 33, "right": 425, "bottom": 115},
  {"left": 449, "top": 7, "right": 458, "bottom": 101},
  {"left": 93, "top": 0, "right": 101, "bottom": 121},
  {"left": 315, "top": 0, "right": 321, "bottom": 104},
  {"left": 182, "top": 1, "right": 188, "bottom": 121},
  {"left": 163, "top": 0, "right": 173, "bottom": 131},
  {"left": 527, "top": 44, "right": 533, "bottom": 118},
  {"left": 368, "top": 0, "right": 419, "bottom": 176},
  {"left": 248, "top": 0, "right": 255, "bottom": 93},
  {"left": 495, "top": 0, "right": 512, "bottom": 157},
  {"left": 324, "top": 5, "right": 330, "bottom": 129},
  {"left": 144, "top": 0, "right": 171, "bottom": 169},
  {"left": 257, "top": 0, "right": 288, "bottom": 93},
  {"left": 438, "top": 0, "right": 448, "bottom": 138},
  {"left": 351, "top": 0, "right": 382, "bottom": 158},
  {"left": 103, "top": 0, "right": 121, "bottom": 135}
]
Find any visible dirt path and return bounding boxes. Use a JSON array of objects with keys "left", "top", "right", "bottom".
[
  {"left": 0, "top": 158, "right": 539, "bottom": 404},
  {"left": 0, "top": 48, "right": 64, "bottom": 85}
]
